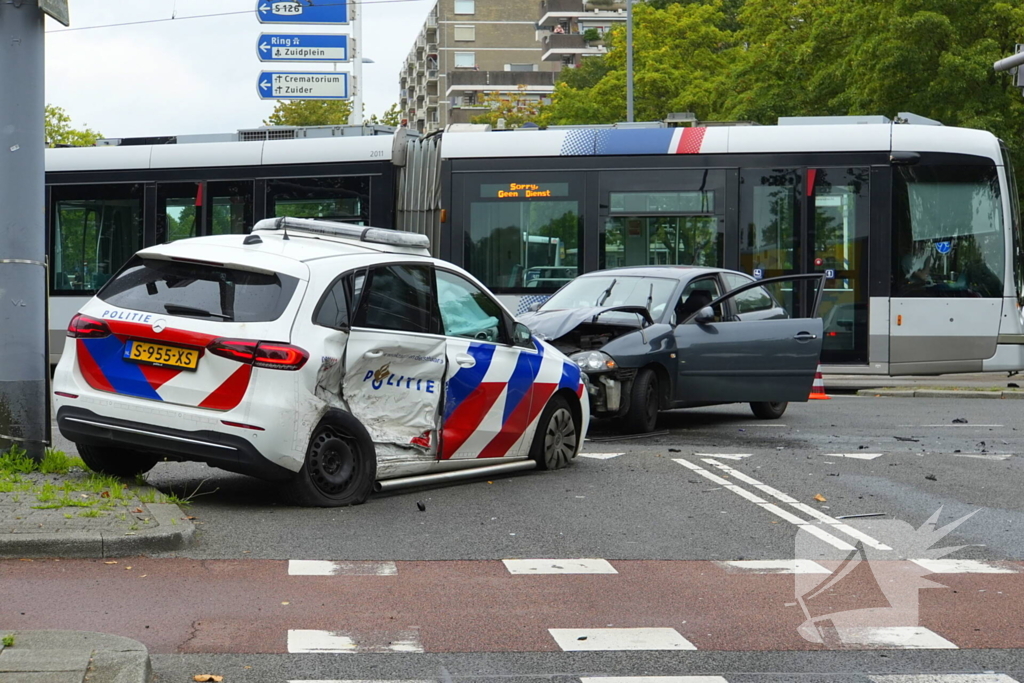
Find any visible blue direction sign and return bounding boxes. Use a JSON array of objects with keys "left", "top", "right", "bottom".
[
  {"left": 258, "top": 34, "right": 349, "bottom": 63},
  {"left": 257, "top": 71, "right": 350, "bottom": 100},
  {"left": 256, "top": 1, "right": 348, "bottom": 25}
]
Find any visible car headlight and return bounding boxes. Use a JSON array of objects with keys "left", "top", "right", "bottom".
[{"left": 570, "top": 350, "right": 617, "bottom": 372}]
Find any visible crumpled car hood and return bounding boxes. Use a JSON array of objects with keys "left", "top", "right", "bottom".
[{"left": 519, "top": 305, "right": 653, "bottom": 341}]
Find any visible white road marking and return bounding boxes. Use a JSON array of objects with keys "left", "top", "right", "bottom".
[
  {"left": 581, "top": 678, "right": 728, "bottom": 683},
  {"left": 290, "top": 680, "right": 436, "bottom": 683},
  {"left": 286, "top": 630, "right": 423, "bottom": 653},
  {"left": 911, "top": 559, "right": 1018, "bottom": 574},
  {"left": 503, "top": 558, "right": 617, "bottom": 574},
  {"left": 871, "top": 675, "right": 1020, "bottom": 682},
  {"left": 693, "top": 453, "right": 753, "bottom": 461},
  {"left": 835, "top": 626, "right": 958, "bottom": 649},
  {"left": 549, "top": 627, "right": 696, "bottom": 651},
  {"left": 673, "top": 459, "right": 855, "bottom": 551},
  {"left": 953, "top": 453, "right": 1014, "bottom": 461},
  {"left": 288, "top": 560, "right": 398, "bottom": 576},
  {"left": 579, "top": 452, "right": 624, "bottom": 460},
  {"left": 700, "top": 459, "right": 892, "bottom": 551},
  {"left": 734, "top": 424, "right": 789, "bottom": 428},
  {"left": 719, "top": 559, "right": 831, "bottom": 574},
  {"left": 824, "top": 453, "right": 884, "bottom": 460}
]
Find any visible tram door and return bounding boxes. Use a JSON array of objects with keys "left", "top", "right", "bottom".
[{"left": 739, "top": 168, "right": 869, "bottom": 365}]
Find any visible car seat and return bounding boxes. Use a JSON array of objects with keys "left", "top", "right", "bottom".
[{"left": 676, "top": 289, "right": 714, "bottom": 322}]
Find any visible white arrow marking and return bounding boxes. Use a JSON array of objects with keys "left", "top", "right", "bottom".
[
  {"left": 260, "top": 42, "right": 270, "bottom": 52},
  {"left": 260, "top": 80, "right": 271, "bottom": 89},
  {"left": 258, "top": 3, "right": 270, "bottom": 13}
]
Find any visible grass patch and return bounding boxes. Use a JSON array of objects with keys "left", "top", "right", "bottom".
[
  {"left": 0, "top": 445, "right": 36, "bottom": 474},
  {"left": 2, "top": 634, "right": 13, "bottom": 648}
]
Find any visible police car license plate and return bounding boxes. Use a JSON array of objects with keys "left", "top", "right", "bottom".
[{"left": 124, "top": 341, "right": 200, "bottom": 371}]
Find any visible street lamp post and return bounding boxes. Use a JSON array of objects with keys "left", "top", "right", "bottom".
[{"left": 626, "top": 0, "right": 634, "bottom": 122}]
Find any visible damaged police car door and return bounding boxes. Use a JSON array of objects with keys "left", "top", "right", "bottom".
[{"left": 343, "top": 264, "right": 447, "bottom": 455}]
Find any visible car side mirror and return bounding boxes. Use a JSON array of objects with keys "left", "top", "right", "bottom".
[
  {"left": 695, "top": 306, "right": 716, "bottom": 324},
  {"left": 513, "top": 322, "right": 534, "bottom": 347}
]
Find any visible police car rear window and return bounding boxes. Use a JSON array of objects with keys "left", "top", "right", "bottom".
[{"left": 98, "top": 256, "right": 299, "bottom": 323}]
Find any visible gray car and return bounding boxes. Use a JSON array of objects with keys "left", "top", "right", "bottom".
[{"left": 519, "top": 267, "right": 826, "bottom": 433}]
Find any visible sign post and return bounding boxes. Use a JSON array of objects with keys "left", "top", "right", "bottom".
[
  {"left": 257, "top": 34, "right": 349, "bottom": 63},
  {"left": 257, "top": 71, "right": 350, "bottom": 100},
  {"left": 0, "top": 2, "right": 51, "bottom": 460}
]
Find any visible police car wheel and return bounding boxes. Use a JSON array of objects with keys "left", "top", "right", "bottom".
[
  {"left": 290, "top": 417, "right": 375, "bottom": 507},
  {"left": 77, "top": 444, "right": 159, "bottom": 478},
  {"left": 750, "top": 401, "right": 788, "bottom": 420},
  {"left": 530, "top": 395, "right": 579, "bottom": 471}
]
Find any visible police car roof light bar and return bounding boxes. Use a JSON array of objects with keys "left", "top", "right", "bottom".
[{"left": 251, "top": 217, "right": 431, "bottom": 250}]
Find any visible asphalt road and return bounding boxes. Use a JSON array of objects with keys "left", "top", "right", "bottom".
[{"left": 32, "top": 396, "right": 1024, "bottom": 682}]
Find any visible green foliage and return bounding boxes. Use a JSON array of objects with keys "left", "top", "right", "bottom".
[
  {"left": 583, "top": 28, "right": 602, "bottom": 43},
  {"left": 2, "top": 634, "right": 14, "bottom": 648},
  {"left": 0, "top": 445, "right": 35, "bottom": 474},
  {"left": 547, "top": 2, "right": 739, "bottom": 125},
  {"left": 367, "top": 103, "right": 403, "bottom": 127},
  {"left": 39, "top": 450, "right": 85, "bottom": 475},
  {"left": 45, "top": 105, "right": 102, "bottom": 147},
  {"left": 470, "top": 86, "right": 552, "bottom": 128},
  {"left": 264, "top": 99, "right": 353, "bottom": 126}
]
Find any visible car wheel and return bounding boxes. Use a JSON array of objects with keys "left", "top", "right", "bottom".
[
  {"left": 750, "top": 401, "right": 788, "bottom": 420},
  {"left": 624, "top": 368, "right": 659, "bottom": 433},
  {"left": 288, "top": 416, "right": 376, "bottom": 507},
  {"left": 530, "top": 395, "right": 579, "bottom": 470},
  {"left": 76, "top": 444, "right": 159, "bottom": 478}
]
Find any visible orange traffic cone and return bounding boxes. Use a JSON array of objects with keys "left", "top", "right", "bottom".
[{"left": 809, "top": 365, "right": 830, "bottom": 400}]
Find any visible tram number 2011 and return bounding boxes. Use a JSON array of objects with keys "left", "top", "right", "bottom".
[{"left": 370, "top": 150, "right": 386, "bottom": 159}]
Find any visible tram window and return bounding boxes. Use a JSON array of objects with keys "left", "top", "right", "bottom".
[
  {"left": 603, "top": 216, "right": 719, "bottom": 269},
  {"left": 465, "top": 177, "right": 581, "bottom": 292},
  {"left": 740, "top": 170, "right": 800, "bottom": 274},
  {"left": 893, "top": 164, "right": 1004, "bottom": 298},
  {"left": 267, "top": 176, "right": 370, "bottom": 224},
  {"left": 51, "top": 184, "right": 143, "bottom": 293},
  {"left": 208, "top": 181, "right": 254, "bottom": 235},
  {"left": 158, "top": 183, "right": 201, "bottom": 243}
]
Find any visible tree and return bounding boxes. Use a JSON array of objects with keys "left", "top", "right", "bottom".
[
  {"left": 45, "top": 105, "right": 101, "bottom": 147},
  {"left": 546, "top": 2, "right": 740, "bottom": 125},
  {"left": 367, "top": 103, "right": 403, "bottom": 127},
  {"left": 264, "top": 99, "right": 353, "bottom": 126},
  {"left": 469, "top": 85, "right": 551, "bottom": 128}
]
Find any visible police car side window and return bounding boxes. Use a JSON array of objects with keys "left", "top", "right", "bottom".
[
  {"left": 435, "top": 270, "right": 506, "bottom": 344},
  {"left": 314, "top": 275, "right": 351, "bottom": 331},
  {"left": 354, "top": 264, "right": 439, "bottom": 334}
]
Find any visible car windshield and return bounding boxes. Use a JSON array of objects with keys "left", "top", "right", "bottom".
[{"left": 541, "top": 275, "right": 677, "bottom": 317}]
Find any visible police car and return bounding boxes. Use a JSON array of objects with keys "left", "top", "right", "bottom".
[{"left": 52, "top": 217, "right": 589, "bottom": 506}]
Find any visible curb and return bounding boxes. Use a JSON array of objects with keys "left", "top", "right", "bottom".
[
  {"left": 855, "top": 389, "right": 1024, "bottom": 399},
  {"left": 0, "top": 501, "right": 194, "bottom": 559},
  {"left": 0, "top": 630, "right": 150, "bottom": 683}
]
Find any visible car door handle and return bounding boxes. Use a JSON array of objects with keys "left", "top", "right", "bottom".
[
  {"left": 364, "top": 350, "right": 384, "bottom": 359},
  {"left": 455, "top": 353, "right": 476, "bottom": 368},
  {"left": 794, "top": 332, "right": 818, "bottom": 342}
]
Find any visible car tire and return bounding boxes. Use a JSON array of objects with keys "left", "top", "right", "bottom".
[
  {"left": 76, "top": 444, "right": 159, "bottom": 478},
  {"left": 288, "top": 414, "right": 376, "bottom": 507},
  {"left": 530, "top": 394, "right": 579, "bottom": 470},
  {"left": 623, "top": 368, "right": 659, "bottom": 433},
  {"left": 750, "top": 401, "right": 788, "bottom": 420}
]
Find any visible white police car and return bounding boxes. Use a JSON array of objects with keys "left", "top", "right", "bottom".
[{"left": 52, "top": 217, "right": 589, "bottom": 506}]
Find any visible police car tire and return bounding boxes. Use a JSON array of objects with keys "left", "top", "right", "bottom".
[
  {"left": 77, "top": 444, "right": 159, "bottom": 478},
  {"left": 623, "top": 368, "right": 659, "bottom": 434},
  {"left": 289, "top": 412, "right": 376, "bottom": 507},
  {"left": 530, "top": 394, "right": 579, "bottom": 471},
  {"left": 750, "top": 401, "right": 788, "bottom": 420}
]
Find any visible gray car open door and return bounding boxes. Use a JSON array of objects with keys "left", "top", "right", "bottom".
[{"left": 674, "top": 274, "right": 826, "bottom": 404}]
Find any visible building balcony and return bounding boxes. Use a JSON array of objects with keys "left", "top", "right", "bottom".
[
  {"left": 446, "top": 70, "right": 557, "bottom": 97},
  {"left": 426, "top": 12, "right": 437, "bottom": 28},
  {"left": 539, "top": 0, "right": 627, "bottom": 27},
  {"left": 427, "top": 69, "right": 438, "bottom": 81},
  {"left": 542, "top": 33, "right": 607, "bottom": 61}
]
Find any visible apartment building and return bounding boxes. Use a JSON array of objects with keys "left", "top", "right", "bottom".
[{"left": 400, "top": 0, "right": 624, "bottom": 133}]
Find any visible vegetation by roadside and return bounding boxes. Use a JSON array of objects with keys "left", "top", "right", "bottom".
[{"left": 0, "top": 446, "right": 186, "bottom": 518}]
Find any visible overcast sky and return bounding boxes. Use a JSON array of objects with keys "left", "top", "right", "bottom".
[{"left": 44, "top": 0, "right": 431, "bottom": 138}]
